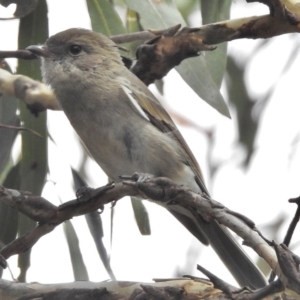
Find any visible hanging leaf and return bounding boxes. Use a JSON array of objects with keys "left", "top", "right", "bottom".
[
  {"left": 0, "top": 105, "right": 19, "bottom": 176},
  {"left": 124, "top": 0, "right": 230, "bottom": 117},
  {"left": 0, "top": 162, "right": 20, "bottom": 277},
  {"left": 201, "top": 0, "right": 231, "bottom": 88},
  {"left": 225, "top": 55, "right": 259, "bottom": 167},
  {"left": 0, "top": 61, "right": 19, "bottom": 177},
  {"left": 72, "top": 168, "right": 116, "bottom": 280},
  {"left": 175, "top": 0, "right": 198, "bottom": 23},
  {"left": 126, "top": 9, "right": 141, "bottom": 57},
  {"left": 0, "top": 0, "right": 38, "bottom": 18},
  {"left": 63, "top": 220, "right": 89, "bottom": 281},
  {"left": 86, "top": 0, "right": 126, "bottom": 36},
  {"left": 16, "top": 0, "right": 48, "bottom": 282},
  {"left": 130, "top": 197, "right": 151, "bottom": 235}
]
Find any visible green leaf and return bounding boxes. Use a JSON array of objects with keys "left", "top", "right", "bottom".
[
  {"left": 86, "top": 0, "right": 126, "bottom": 36},
  {"left": 0, "top": 0, "right": 38, "bottom": 18},
  {"left": 126, "top": 9, "right": 142, "bottom": 57},
  {"left": 16, "top": 0, "right": 48, "bottom": 282},
  {"left": 201, "top": 0, "right": 231, "bottom": 88},
  {"left": 130, "top": 197, "right": 151, "bottom": 235},
  {"left": 126, "top": 9, "right": 140, "bottom": 33},
  {"left": 176, "top": 58, "right": 229, "bottom": 116},
  {"left": 174, "top": 0, "right": 198, "bottom": 23},
  {"left": 85, "top": 211, "right": 116, "bottom": 280},
  {"left": 124, "top": 0, "right": 230, "bottom": 117},
  {"left": 0, "top": 162, "right": 20, "bottom": 277},
  {"left": 226, "top": 55, "right": 263, "bottom": 167},
  {"left": 0, "top": 62, "right": 19, "bottom": 177},
  {"left": 0, "top": 94, "right": 19, "bottom": 175},
  {"left": 63, "top": 220, "right": 89, "bottom": 281},
  {"left": 125, "top": 0, "right": 185, "bottom": 29},
  {"left": 201, "top": 0, "right": 231, "bottom": 25},
  {"left": 71, "top": 169, "right": 115, "bottom": 280}
]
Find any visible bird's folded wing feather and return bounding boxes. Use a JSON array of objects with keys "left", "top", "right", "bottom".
[{"left": 120, "top": 70, "right": 209, "bottom": 195}]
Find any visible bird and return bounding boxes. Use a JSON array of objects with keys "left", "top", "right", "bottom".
[{"left": 27, "top": 28, "right": 266, "bottom": 288}]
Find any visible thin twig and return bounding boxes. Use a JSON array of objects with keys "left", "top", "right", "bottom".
[
  {"left": 0, "top": 50, "right": 38, "bottom": 60},
  {"left": 0, "top": 124, "right": 43, "bottom": 138},
  {"left": 110, "top": 31, "right": 155, "bottom": 44}
]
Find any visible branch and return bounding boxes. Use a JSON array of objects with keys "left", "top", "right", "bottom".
[
  {"left": 0, "top": 276, "right": 296, "bottom": 300},
  {"left": 0, "top": 175, "right": 299, "bottom": 295},
  {"left": 0, "top": 277, "right": 240, "bottom": 300},
  {"left": 109, "top": 0, "right": 300, "bottom": 46},
  {"left": 0, "top": 124, "right": 43, "bottom": 138},
  {"left": 0, "top": 182, "right": 132, "bottom": 261},
  {"left": 0, "top": 68, "right": 61, "bottom": 115},
  {"left": 130, "top": 25, "right": 216, "bottom": 85}
]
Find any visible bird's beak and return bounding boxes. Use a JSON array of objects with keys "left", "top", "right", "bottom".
[{"left": 26, "top": 45, "right": 50, "bottom": 58}]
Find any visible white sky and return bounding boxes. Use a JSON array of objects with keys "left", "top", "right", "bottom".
[{"left": 1, "top": 0, "right": 300, "bottom": 288}]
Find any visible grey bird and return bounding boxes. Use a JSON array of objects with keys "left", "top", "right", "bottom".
[{"left": 27, "top": 28, "right": 266, "bottom": 288}]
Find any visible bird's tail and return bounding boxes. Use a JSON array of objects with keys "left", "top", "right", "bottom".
[{"left": 169, "top": 208, "right": 267, "bottom": 289}]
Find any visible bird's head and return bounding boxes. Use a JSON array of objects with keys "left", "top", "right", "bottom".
[{"left": 27, "top": 28, "right": 123, "bottom": 87}]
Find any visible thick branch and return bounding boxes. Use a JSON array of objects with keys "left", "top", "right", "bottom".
[
  {"left": 0, "top": 278, "right": 246, "bottom": 300},
  {"left": 0, "top": 275, "right": 296, "bottom": 300}
]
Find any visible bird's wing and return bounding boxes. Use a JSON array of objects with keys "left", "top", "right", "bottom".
[{"left": 120, "top": 70, "right": 209, "bottom": 195}]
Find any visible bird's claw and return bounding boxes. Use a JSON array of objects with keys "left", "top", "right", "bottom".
[{"left": 120, "top": 172, "right": 154, "bottom": 183}]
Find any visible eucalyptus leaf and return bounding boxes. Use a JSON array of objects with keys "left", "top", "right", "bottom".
[
  {"left": 86, "top": 0, "right": 126, "bottom": 36},
  {"left": 125, "top": 0, "right": 185, "bottom": 29},
  {"left": 0, "top": 0, "right": 38, "bottom": 18},
  {"left": 72, "top": 168, "right": 115, "bottom": 280},
  {"left": 176, "top": 58, "right": 229, "bottom": 116},
  {"left": 0, "top": 95, "right": 19, "bottom": 175},
  {"left": 0, "top": 162, "right": 20, "bottom": 277},
  {"left": 225, "top": 56, "right": 255, "bottom": 165},
  {"left": 131, "top": 197, "right": 151, "bottom": 235},
  {"left": 85, "top": 211, "right": 116, "bottom": 280},
  {"left": 16, "top": 0, "right": 48, "bottom": 282},
  {"left": 175, "top": 0, "right": 198, "bottom": 23},
  {"left": 201, "top": 0, "right": 231, "bottom": 87},
  {"left": 0, "top": 61, "right": 19, "bottom": 176},
  {"left": 126, "top": 9, "right": 141, "bottom": 57},
  {"left": 125, "top": 0, "right": 230, "bottom": 117},
  {"left": 63, "top": 220, "right": 89, "bottom": 281},
  {"left": 14, "top": 0, "right": 38, "bottom": 18},
  {"left": 0, "top": 0, "right": 11, "bottom": 5}
]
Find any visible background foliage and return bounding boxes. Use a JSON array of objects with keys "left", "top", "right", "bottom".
[{"left": 0, "top": 0, "right": 299, "bottom": 286}]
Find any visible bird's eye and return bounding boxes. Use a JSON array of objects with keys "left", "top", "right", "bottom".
[{"left": 69, "top": 44, "right": 82, "bottom": 56}]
